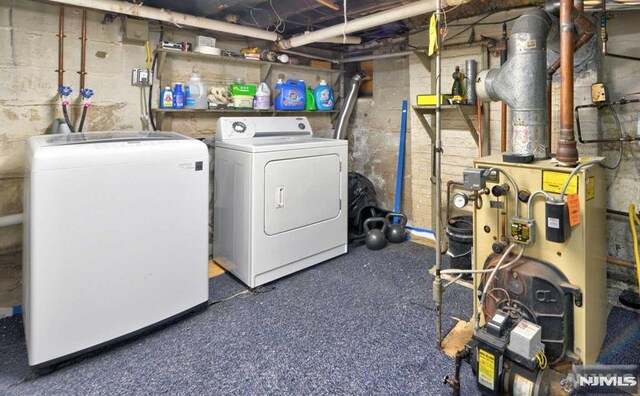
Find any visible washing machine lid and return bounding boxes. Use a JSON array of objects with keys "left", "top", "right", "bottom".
[
  {"left": 215, "top": 136, "right": 346, "bottom": 153},
  {"left": 27, "top": 131, "right": 205, "bottom": 171}
]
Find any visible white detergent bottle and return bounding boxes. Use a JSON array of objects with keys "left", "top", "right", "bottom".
[
  {"left": 185, "top": 73, "right": 208, "bottom": 109},
  {"left": 254, "top": 80, "right": 271, "bottom": 110}
]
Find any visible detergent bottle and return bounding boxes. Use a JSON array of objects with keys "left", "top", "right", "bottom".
[
  {"left": 173, "top": 83, "right": 185, "bottom": 109},
  {"left": 254, "top": 81, "right": 271, "bottom": 110},
  {"left": 160, "top": 86, "right": 173, "bottom": 109},
  {"left": 305, "top": 86, "right": 317, "bottom": 111},
  {"left": 314, "top": 80, "right": 334, "bottom": 111},
  {"left": 185, "top": 73, "right": 208, "bottom": 109},
  {"left": 274, "top": 79, "right": 305, "bottom": 111}
]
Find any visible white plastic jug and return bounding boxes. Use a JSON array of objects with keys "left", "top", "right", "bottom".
[
  {"left": 254, "top": 80, "right": 271, "bottom": 110},
  {"left": 185, "top": 73, "right": 208, "bottom": 109}
]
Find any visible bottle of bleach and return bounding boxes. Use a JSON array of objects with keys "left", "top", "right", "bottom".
[
  {"left": 254, "top": 81, "right": 271, "bottom": 110},
  {"left": 314, "top": 80, "right": 334, "bottom": 111}
]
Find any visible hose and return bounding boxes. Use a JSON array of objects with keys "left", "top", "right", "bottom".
[
  {"left": 630, "top": 204, "right": 640, "bottom": 290},
  {"left": 78, "top": 106, "right": 88, "bottom": 132},
  {"left": 62, "top": 104, "right": 75, "bottom": 133},
  {"left": 148, "top": 52, "right": 158, "bottom": 131}
]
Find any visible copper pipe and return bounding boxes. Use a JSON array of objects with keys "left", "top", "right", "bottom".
[
  {"left": 477, "top": 99, "right": 483, "bottom": 157},
  {"left": 575, "top": 0, "right": 584, "bottom": 12},
  {"left": 79, "top": 10, "right": 87, "bottom": 90},
  {"left": 607, "top": 256, "right": 636, "bottom": 270},
  {"left": 547, "top": 9, "right": 595, "bottom": 156},
  {"left": 57, "top": 7, "right": 65, "bottom": 87},
  {"left": 500, "top": 22, "right": 507, "bottom": 152},
  {"left": 556, "top": 0, "right": 579, "bottom": 166}
]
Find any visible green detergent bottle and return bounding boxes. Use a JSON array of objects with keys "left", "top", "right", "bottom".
[{"left": 305, "top": 86, "right": 317, "bottom": 111}]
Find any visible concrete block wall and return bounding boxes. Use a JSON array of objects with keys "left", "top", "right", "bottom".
[{"left": 347, "top": 56, "right": 412, "bottom": 218}]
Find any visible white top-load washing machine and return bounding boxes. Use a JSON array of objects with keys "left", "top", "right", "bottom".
[
  {"left": 23, "top": 131, "right": 209, "bottom": 368},
  {"left": 214, "top": 117, "right": 347, "bottom": 288}
]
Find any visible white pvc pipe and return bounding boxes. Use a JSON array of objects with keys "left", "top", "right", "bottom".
[
  {"left": 340, "top": 50, "right": 415, "bottom": 63},
  {"left": 43, "top": 0, "right": 279, "bottom": 42},
  {"left": 0, "top": 214, "right": 23, "bottom": 228},
  {"left": 317, "top": 36, "right": 362, "bottom": 45},
  {"left": 280, "top": 0, "right": 470, "bottom": 49}
]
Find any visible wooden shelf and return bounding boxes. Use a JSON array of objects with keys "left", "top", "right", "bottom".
[
  {"left": 156, "top": 48, "right": 341, "bottom": 75},
  {"left": 152, "top": 108, "right": 339, "bottom": 115},
  {"left": 411, "top": 104, "right": 481, "bottom": 144}
]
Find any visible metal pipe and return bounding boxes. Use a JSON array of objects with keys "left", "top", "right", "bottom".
[
  {"left": 0, "top": 213, "right": 23, "bottom": 228},
  {"left": 434, "top": 0, "right": 444, "bottom": 349},
  {"left": 607, "top": 256, "right": 636, "bottom": 270},
  {"left": 500, "top": 23, "right": 508, "bottom": 153},
  {"left": 44, "top": 0, "right": 278, "bottom": 42},
  {"left": 279, "top": 0, "right": 470, "bottom": 49},
  {"left": 57, "top": 7, "right": 65, "bottom": 88},
  {"left": 465, "top": 59, "right": 477, "bottom": 106},
  {"left": 340, "top": 50, "right": 413, "bottom": 64},
  {"left": 280, "top": 49, "right": 338, "bottom": 64},
  {"left": 556, "top": 0, "right": 579, "bottom": 166},
  {"left": 333, "top": 72, "right": 365, "bottom": 140},
  {"left": 476, "top": 10, "right": 552, "bottom": 159},
  {"left": 547, "top": 9, "right": 595, "bottom": 154},
  {"left": 79, "top": 10, "right": 87, "bottom": 90}
]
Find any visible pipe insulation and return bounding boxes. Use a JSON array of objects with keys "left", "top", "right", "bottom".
[
  {"left": 278, "top": 0, "right": 470, "bottom": 49},
  {"left": 43, "top": 0, "right": 279, "bottom": 42},
  {"left": 334, "top": 72, "right": 366, "bottom": 140},
  {"left": 476, "top": 10, "right": 553, "bottom": 159},
  {"left": 0, "top": 214, "right": 23, "bottom": 228}
]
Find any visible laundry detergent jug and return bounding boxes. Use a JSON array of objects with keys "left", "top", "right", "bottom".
[
  {"left": 185, "top": 73, "right": 208, "bottom": 109},
  {"left": 314, "top": 80, "right": 334, "bottom": 111},
  {"left": 274, "top": 79, "right": 305, "bottom": 111}
]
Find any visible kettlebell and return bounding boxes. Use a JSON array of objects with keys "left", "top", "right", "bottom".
[
  {"left": 364, "top": 217, "right": 388, "bottom": 250},
  {"left": 385, "top": 212, "right": 407, "bottom": 244}
]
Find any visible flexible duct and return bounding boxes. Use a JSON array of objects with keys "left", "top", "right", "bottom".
[
  {"left": 334, "top": 72, "right": 366, "bottom": 140},
  {"left": 476, "top": 10, "right": 553, "bottom": 160}
]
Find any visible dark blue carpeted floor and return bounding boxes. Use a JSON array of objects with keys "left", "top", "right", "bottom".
[{"left": 0, "top": 242, "right": 638, "bottom": 395}]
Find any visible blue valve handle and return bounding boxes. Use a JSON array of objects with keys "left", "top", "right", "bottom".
[
  {"left": 58, "top": 85, "right": 73, "bottom": 97},
  {"left": 81, "top": 88, "right": 94, "bottom": 99}
]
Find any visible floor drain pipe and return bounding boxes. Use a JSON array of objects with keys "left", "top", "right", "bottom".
[
  {"left": 433, "top": 0, "right": 444, "bottom": 348},
  {"left": 333, "top": 72, "right": 365, "bottom": 140}
]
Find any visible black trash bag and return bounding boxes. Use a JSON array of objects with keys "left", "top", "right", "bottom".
[{"left": 347, "top": 172, "right": 390, "bottom": 245}]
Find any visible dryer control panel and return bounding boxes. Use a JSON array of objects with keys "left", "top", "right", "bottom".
[{"left": 216, "top": 117, "right": 313, "bottom": 141}]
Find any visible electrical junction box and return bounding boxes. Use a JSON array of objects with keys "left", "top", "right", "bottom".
[
  {"left": 463, "top": 168, "right": 486, "bottom": 190},
  {"left": 546, "top": 200, "right": 571, "bottom": 243},
  {"left": 132, "top": 68, "right": 153, "bottom": 87},
  {"left": 508, "top": 319, "right": 545, "bottom": 360},
  {"left": 123, "top": 17, "right": 149, "bottom": 44},
  {"left": 509, "top": 217, "right": 535, "bottom": 245}
]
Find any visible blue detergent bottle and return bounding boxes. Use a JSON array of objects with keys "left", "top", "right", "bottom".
[
  {"left": 173, "top": 83, "right": 185, "bottom": 109},
  {"left": 314, "top": 80, "right": 334, "bottom": 111},
  {"left": 274, "top": 79, "right": 305, "bottom": 111}
]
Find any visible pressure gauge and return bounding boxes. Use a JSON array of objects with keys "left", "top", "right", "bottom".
[{"left": 452, "top": 192, "right": 469, "bottom": 209}]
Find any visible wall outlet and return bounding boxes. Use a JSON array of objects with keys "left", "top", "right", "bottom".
[{"left": 132, "top": 68, "right": 152, "bottom": 86}]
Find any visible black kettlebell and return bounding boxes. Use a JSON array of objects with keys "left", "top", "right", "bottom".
[
  {"left": 385, "top": 212, "right": 407, "bottom": 244},
  {"left": 364, "top": 217, "right": 388, "bottom": 250}
]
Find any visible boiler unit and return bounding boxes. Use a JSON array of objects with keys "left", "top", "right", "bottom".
[{"left": 23, "top": 131, "right": 209, "bottom": 368}]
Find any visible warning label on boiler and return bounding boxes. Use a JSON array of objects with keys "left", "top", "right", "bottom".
[
  {"left": 478, "top": 349, "right": 496, "bottom": 390},
  {"left": 542, "top": 171, "right": 578, "bottom": 195}
]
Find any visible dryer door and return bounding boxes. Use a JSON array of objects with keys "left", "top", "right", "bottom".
[{"left": 264, "top": 154, "right": 341, "bottom": 235}]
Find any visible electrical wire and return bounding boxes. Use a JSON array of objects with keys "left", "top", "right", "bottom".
[
  {"left": 343, "top": 0, "right": 348, "bottom": 44},
  {"left": 600, "top": 103, "right": 624, "bottom": 170},
  {"left": 559, "top": 159, "right": 602, "bottom": 200},
  {"left": 527, "top": 190, "right": 555, "bottom": 219},
  {"left": 267, "top": 0, "right": 286, "bottom": 34},
  {"left": 148, "top": 52, "right": 158, "bottom": 131},
  {"left": 444, "top": 13, "right": 493, "bottom": 43},
  {"left": 629, "top": 204, "right": 640, "bottom": 290}
]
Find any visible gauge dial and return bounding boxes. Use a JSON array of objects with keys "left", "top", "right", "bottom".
[{"left": 452, "top": 192, "right": 469, "bottom": 209}]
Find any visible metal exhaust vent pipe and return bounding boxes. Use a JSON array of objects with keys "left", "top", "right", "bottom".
[
  {"left": 476, "top": 10, "right": 553, "bottom": 160},
  {"left": 334, "top": 72, "right": 366, "bottom": 140}
]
